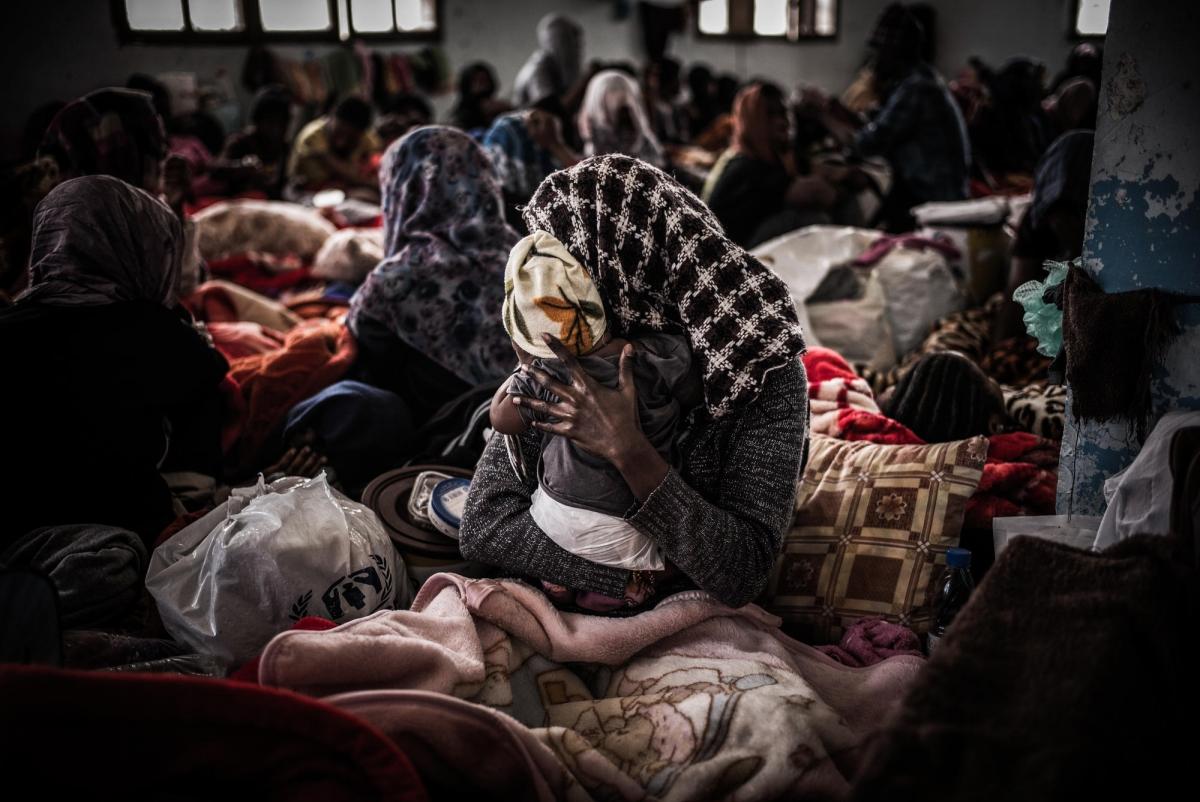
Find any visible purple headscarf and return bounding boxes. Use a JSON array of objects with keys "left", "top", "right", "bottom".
[{"left": 347, "top": 126, "right": 520, "bottom": 385}]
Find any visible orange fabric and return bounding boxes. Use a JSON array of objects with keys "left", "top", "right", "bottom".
[
  {"left": 227, "top": 320, "right": 358, "bottom": 469},
  {"left": 731, "top": 85, "right": 794, "bottom": 173},
  {"left": 532, "top": 295, "right": 595, "bottom": 354},
  {"left": 285, "top": 290, "right": 351, "bottom": 322}
]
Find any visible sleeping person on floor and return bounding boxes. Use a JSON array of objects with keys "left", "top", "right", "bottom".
[
  {"left": 460, "top": 154, "right": 810, "bottom": 614},
  {"left": 488, "top": 230, "right": 703, "bottom": 612}
]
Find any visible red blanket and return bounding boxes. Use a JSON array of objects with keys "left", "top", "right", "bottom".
[
  {"left": 227, "top": 319, "right": 357, "bottom": 469},
  {"left": 0, "top": 665, "right": 427, "bottom": 801},
  {"left": 207, "top": 253, "right": 313, "bottom": 297},
  {"left": 803, "top": 348, "right": 1058, "bottom": 529},
  {"left": 964, "top": 431, "right": 1059, "bottom": 529},
  {"left": 803, "top": 348, "right": 923, "bottom": 445}
]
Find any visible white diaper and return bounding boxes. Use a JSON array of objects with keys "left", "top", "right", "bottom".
[{"left": 529, "top": 486, "right": 665, "bottom": 571}]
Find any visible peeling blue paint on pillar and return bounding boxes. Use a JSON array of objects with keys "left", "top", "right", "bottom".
[{"left": 1056, "top": 0, "right": 1200, "bottom": 515}]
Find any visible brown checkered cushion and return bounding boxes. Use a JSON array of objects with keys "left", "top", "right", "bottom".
[{"left": 766, "top": 434, "right": 988, "bottom": 643}]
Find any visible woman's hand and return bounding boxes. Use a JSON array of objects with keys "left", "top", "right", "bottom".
[
  {"left": 513, "top": 334, "right": 668, "bottom": 498},
  {"left": 515, "top": 334, "right": 640, "bottom": 460}
]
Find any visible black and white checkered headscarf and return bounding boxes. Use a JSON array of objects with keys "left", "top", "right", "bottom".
[{"left": 523, "top": 155, "right": 806, "bottom": 419}]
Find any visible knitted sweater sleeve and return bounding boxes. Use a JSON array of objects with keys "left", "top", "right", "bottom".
[
  {"left": 458, "top": 428, "right": 631, "bottom": 598},
  {"left": 628, "top": 359, "right": 808, "bottom": 607},
  {"left": 458, "top": 359, "right": 809, "bottom": 606}
]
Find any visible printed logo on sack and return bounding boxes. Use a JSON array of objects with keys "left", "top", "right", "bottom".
[{"left": 289, "top": 553, "right": 395, "bottom": 622}]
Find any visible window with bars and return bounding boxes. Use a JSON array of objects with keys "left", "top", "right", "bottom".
[
  {"left": 697, "top": 0, "right": 838, "bottom": 41},
  {"left": 114, "top": 0, "right": 440, "bottom": 43}
]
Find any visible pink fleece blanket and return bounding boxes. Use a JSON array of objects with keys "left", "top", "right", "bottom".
[{"left": 259, "top": 573, "right": 924, "bottom": 801}]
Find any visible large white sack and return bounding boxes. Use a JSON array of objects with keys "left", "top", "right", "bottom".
[
  {"left": 806, "top": 272, "right": 897, "bottom": 369},
  {"left": 873, "top": 244, "right": 966, "bottom": 357},
  {"left": 751, "top": 225, "right": 881, "bottom": 348}
]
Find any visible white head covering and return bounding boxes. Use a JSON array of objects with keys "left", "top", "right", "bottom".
[{"left": 577, "top": 71, "right": 665, "bottom": 167}]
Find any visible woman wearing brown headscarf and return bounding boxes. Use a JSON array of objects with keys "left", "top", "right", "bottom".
[
  {"left": 702, "top": 82, "right": 837, "bottom": 247},
  {"left": 0, "top": 176, "right": 228, "bottom": 547}
]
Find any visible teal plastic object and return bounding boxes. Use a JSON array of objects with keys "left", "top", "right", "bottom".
[{"left": 1013, "top": 259, "right": 1071, "bottom": 357}]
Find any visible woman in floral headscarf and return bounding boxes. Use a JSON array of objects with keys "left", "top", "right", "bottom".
[{"left": 347, "top": 126, "right": 520, "bottom": 419}]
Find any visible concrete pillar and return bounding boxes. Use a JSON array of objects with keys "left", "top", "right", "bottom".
[{"left": 1057, "top": 0, "right": 1200, "bottom": 514}]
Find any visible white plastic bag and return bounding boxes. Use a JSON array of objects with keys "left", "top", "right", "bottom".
[
  {"left": 751, "top": 225, "right": 881, "bottom": 349},
  {"left": 873, "top": 244, "right": 966, "bottom": 357},
  {"left": 147, "top": 473, "right": 409, "bottom": 666},
  {"left": 993, "top": 515, "right": 1102, "bottom": 557}
]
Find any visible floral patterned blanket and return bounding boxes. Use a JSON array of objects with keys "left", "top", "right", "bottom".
[{"left": 259, "top": 573, "right": 923, "bottom": 801}]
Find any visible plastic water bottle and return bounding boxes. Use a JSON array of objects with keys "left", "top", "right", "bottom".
[{"left": 927, "top": 548, "right": 974, "bottom": 656}]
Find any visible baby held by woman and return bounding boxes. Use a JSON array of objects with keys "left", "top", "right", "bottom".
[{"left": 489, "top": 230, "right": 701, "bottom": 611}]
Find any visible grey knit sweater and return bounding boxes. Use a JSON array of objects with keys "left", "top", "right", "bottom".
[{"left": 458, "top": 359, "right": 809, "bottom": 608}]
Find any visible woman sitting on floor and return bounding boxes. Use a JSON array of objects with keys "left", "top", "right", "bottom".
[
  {"left": 703, "top": 82, "right": 839, "bottom": 248},
  {"left": 459, "top": 155, "right": 810, "bottom": 610},
  {"left": 482, "top": 105, "right": 579, "bottom": 227},
  {"left": 0, "top": 176, "right": 228, "bottom": 548},
  {"left": 346, "top": 126, "right": 520, "bottom": 424},
  {"left": 576, "top": 70, "right": 666, "bottom": 168},
  {"left": 37, "top": 87, "right": 205, "bottom": 296}
]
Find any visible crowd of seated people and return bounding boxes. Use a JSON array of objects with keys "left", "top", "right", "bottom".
[{"left": 0, "top": 1, "right": 1102, "bottom": 684}]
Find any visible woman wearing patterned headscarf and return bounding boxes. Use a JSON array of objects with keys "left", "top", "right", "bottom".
[
  {"left": 576, "top": 70, "right": 665, "bottom": 168},
  {"left": 347, "top": 126, "right": 520, "bottom": 419},
  {"left": 482, "top": 107, "right": 580, "bottom": 224},
  {"left": 0, "top": 176, "right": 228, "bottom": 547},
  {"left": 459, "top": 155, "right": 810, "bottom": 610}
]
